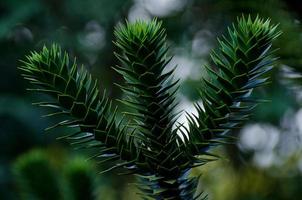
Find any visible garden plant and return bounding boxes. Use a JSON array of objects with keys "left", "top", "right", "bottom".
[{"left": 19, "top": 16, "right": 280, "bottom": 199}]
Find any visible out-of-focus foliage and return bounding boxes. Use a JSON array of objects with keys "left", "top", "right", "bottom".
[
  {"left": 64, "top": 157, "right": 98, "bottom": 200},
  {"left": 1, "top": 0, "right": 302, "bottom": 199},
  {"left": 13, "top": 148, "right": 139, "bottom": 200},
  {"left": 198, "top": 153, "right": 302, "bottom": 200},
  {"left": 13, "top": 149, "right": 63, "bottom": 200}
]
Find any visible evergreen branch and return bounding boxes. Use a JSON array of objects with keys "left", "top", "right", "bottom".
[
  {"left": 19, "top": 45, "right": 138, "bottom": 171},
  {"left": 186, "top": 16, "right": 281, "bottom": 158},
  {"left": 19, "top": 16, "right": 281, "bottom": 200},
  {"left": 114, "top": 20, "right": 178, "bottom": 146},
  {"left": 114, "top": 19, "right": 198, "bottom": 199}
]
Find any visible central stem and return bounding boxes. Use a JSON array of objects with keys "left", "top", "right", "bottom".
[{"left": 136, "top": 169, "right": 198, "bottom": 200}]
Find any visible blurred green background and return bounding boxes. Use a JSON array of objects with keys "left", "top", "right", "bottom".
[{"left": 1, "top": 0, "right": 302, "bottom": 199}]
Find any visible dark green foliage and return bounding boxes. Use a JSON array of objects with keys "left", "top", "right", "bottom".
[
  {"left": 13, "top": 150, "right": 63, "bottom": 200},
  {"left": 114, "top": 20, "right": 178, "bottom": 156},
  {"left": 19, "top": 16, "right": 280, "bottom": 199},
  {"left": 114, "top": 20, "right": 198, "bottom": 199},
  {"left": 19, "top": 45, "right": 138, "bottom": 170},
  {"left": 186, "top": 16, "right": 281, "bottom": 156},
  {"left": 13, "top": 150, "right": 99, "bottom": 200},
  {"left": 64, "top": 157, "right": 97, "bottom": 200}
]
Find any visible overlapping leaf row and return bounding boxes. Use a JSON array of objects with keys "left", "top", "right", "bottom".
[
  {"left": 19, "top": 46, "right": 138, "bottom": 171},
  {"left": 114, "top": 21, "right": 197, "bottom": 199},
  {"left": 187, "top": 17, "right": 280, "bottom": 156}
]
